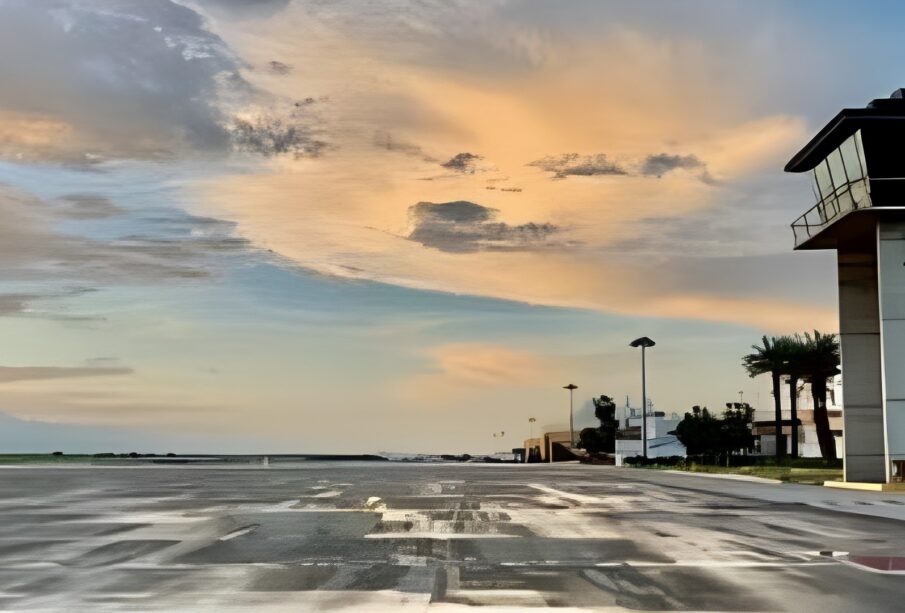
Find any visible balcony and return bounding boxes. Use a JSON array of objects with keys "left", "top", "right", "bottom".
[
  {"left": 792, "top": 176, "right": 872, "bottom": 247},
  {"left": 791, "top": 129, "right": 872, "bottom": 248}
]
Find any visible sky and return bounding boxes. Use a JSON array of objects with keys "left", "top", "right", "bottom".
[{"left": 0, "top": 0, "right": 903, "bottom": 454}]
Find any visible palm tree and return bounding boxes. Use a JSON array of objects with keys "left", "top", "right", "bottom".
[
  {"left": 800, "top": 331, "right": 840, "bottom": 460},
  {"left": 743, "top": 336, "right": 791, "bottom": 458},
  {"left": 784, "top": 336, "right": 807, "bottom": 459}
]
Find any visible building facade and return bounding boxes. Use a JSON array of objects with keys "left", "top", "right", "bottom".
[
  {"left": 787, "top": 89, "right": 905, "bottom": 483},
  {"left": 751, "top": 374, "right": 844, "bottom": 458},
  {"left": 614, "top": 410, "right": 686, "bottom": 466}
]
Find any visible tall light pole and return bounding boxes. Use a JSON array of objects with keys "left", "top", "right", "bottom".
[
  {"left": 528, "top": 417, "right": 536, "bottom": 440},
  {"left": 629, "top": 337, "right": 656, "bottom": 458},
  {"left": 563, "top": 384, "right": 578, "bottom": 447}
]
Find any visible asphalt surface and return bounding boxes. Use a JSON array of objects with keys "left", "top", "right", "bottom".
[{"left": 0, "top": 463, "right": 904, "bottom": 612}]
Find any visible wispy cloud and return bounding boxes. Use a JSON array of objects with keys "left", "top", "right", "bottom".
[
  {"left": 423, "top": 343, "right": 550, "bottom": 387},
  {"left": 0, "top": 184, "right": 253, "bottom": 319},
  {"left": 373, "top": 131, "right": 437, "bottom": 162},
  {"left": 0, "top": 365, "right": 132, "bottom": 384},
  {"left": 55, "top": 194, "right": 123, "bottom": 220},
  {"left": 529, "top": 152, "right": 713, "bottom": 182}
]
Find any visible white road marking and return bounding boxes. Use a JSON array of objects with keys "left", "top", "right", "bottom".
[{"left": 219, "top": 526, "right": 257, "bottom": 541}]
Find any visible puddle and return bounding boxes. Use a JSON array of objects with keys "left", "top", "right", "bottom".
[
  {"left": 820, "top": 551, "right": 905, "bottom": 573},
  {"left": 846, "top": 555, "right": 905, "bottom": 573}
]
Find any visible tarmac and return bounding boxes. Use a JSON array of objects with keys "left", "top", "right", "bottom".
[{"left": 1, "top": 463, "right": 904, "bottom": 612}]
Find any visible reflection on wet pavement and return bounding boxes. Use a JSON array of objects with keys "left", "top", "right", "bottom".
[{"left": 0, "top": 464, "right": 903, "bottom": 611}]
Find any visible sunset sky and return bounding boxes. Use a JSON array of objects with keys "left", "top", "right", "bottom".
[{"left": 1, "top": 0, "right": 902, "bottom": 454}]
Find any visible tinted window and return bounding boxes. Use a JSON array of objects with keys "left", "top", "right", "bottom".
[
  {"left": 826, "top": 149, "right": 847, "bottom": 191},
  {"left": 814, "top": 160, "right": 834, "bottom": 199},
  {"left": 839, "top": 135, "right": 863, "bottom": 181},
  {"left": 855, "top": 130, "right": 868, "bottom": 173}
]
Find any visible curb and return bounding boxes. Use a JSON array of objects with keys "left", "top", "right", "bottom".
[{"left": 660, "top": 469, "right": 783, "bottom": 484}]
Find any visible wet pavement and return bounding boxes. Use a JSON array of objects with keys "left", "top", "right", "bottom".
[{"left": 0, "top": 463, "right": 904, "bottom": 611}]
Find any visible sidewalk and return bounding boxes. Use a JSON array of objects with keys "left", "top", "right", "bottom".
[
  {"left": 661, "top": 469, "right": 782, "bottom": 484},
  {"left": 612, "top": 466, "right": 905, "bottom": 523}
]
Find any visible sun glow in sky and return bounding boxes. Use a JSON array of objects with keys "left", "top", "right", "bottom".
[{"left": 1, "top": 0, "right": 903, "bottom": 454}]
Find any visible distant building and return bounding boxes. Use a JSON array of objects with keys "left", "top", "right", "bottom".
[
  {"left": 614, "top": 399, "right": 686, "bottom": 466},
  {"left": 523, "top": 430, "right": 581, "bottom": 463},
  {"left": 751, "top": 373, "right": 844, "bottom": 458}
]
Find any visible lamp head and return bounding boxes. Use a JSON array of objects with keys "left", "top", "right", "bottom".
[{"left": 629, "top": 336, "right": 656, "bottom": 348}]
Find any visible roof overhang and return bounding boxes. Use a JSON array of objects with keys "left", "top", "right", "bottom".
[{"left": 785, "top": 109, "right": 905, "bottom": 173}]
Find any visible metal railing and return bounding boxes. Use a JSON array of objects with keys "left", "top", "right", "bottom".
[{"left": 791, "top": 177, "right": 872, "bottom": 247}]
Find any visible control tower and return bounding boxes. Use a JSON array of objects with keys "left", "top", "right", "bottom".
[{"left": 786, "top": 89, "right": 905, "bottom": 484}]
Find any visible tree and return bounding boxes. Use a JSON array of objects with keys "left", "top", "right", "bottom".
[
  {"left": 743, "top": 336, "right": 793, "bottom": 458},
  {"left": 784, "top": 337, "right": 807, "bottom": 459},
  {"left": 592, "top": 395, "right": 618, "bottom": 453},
  {"left": 674, "top": 404, "right": 755, "bottom": 464},
  {"left": 579, "top": 427, "right": 604, "bottom": 453},
  {"left": 721, "top": 402, "right": 755, "bottom": 458},
  {"left": 674, "top": 406, "right": 721, "bottom": 458},
  {"left": 800, "top": 330, "right": 840, "bottom": 460}
]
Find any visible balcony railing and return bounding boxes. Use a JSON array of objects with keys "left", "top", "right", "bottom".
[{"left": 791, "top": 177, "right": 872, "bottom": 247}]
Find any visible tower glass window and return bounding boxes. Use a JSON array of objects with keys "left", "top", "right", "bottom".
[{"left": 793, "top": 130, "right": 872, "bottom": 246}]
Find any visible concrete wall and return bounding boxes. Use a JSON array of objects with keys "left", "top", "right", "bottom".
[
  {"left": 838, "top": 228, "right": 887, "bottom": 482},
  {"left": 879, "top": 221, "right": 905, "bottom": 466},
  {"left": 625, "top": 415, "right": 680, "bottom": 439},
  {"left": 523, "top": 432, "right": 574, "bottom": 463}
]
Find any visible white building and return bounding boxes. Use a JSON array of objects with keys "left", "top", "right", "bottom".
[
  {"left": 614, "top": 400, "right": 686, "bottom": 466},
  {"left": 751, "top": 373, "right": 844, "bottom": 458}
]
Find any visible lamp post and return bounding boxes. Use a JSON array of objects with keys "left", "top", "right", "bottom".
[
  {"left": 528, "top": 417, "right": 536, "bottom": 440},
  {"left": 629, "top": 337, "right": 656, "bottom": 458},
  {"left": 563, "top": 384, "right": 578, "bottom": 447}
]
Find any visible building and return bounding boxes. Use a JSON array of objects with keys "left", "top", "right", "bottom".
[
  {"left": 787, "top": 89, "right": 905, "bottom": 483},
  {"left": 614, "top": 406, "right": 686, "bottom": 466},
  {"left": 751, "top": 374, "right": 844, "bottom": 458},
  {"left": 523, "top": 431, "right": 581, "bottom": 463}
]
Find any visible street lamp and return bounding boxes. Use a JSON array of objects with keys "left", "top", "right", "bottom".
[
  {"left": 528, "top": 417, "right": 536, "bottom": 440},
  {"left": 563, "top": 384, "right": 578, "bottom": 447},
  {"left": 629, "top": 337, "right": 656, "bottom": 458}
]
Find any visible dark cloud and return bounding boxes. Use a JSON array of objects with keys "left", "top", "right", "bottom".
[
  {"left": 267, "top": 60, "right": 292, "bottom": 75},
  {"left": 441, "top": 152, "right": 483, "bottom": 173},
  {"left": 373, "top": 131, "right": 438, "bottom": 162},
  {"left": 407, "top": 200, "right": 558, "bottom": 253},
  {"left": 0, "top": 366, "right": 132, "bottom": 384},
  {"left": 0, "top": 0, "right": 252, "bottom": 162},
  {"left": 530, "top": 151, "right": 714, "bottom": 183},
  {"left": 528, "top": 153, "right": 627, "bottom": 179},
  {"left": 640, "top": 153, "right": 705, "bottom": 177},
  {"left": 231, "top": 108, "right": 327, "bottom": 158}
]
